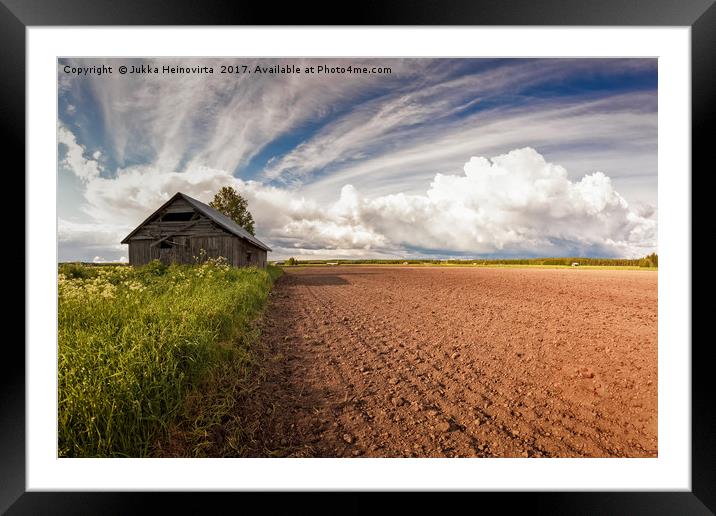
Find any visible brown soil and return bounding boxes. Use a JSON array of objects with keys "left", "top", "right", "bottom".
[{"left": 243, "top": 266, "right": 658, "bottom": 458}]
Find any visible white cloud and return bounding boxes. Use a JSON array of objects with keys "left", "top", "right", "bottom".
[
  {"left": 61, "top": 58, "right": 655, "bottom": 189},
  {"left": 64, "top": 58, "right": 419, "bottom": 174},
  {"left": 58, "top": 218, "right": 128, "bottom": 247},
  {"left": 58, "top": 218, "right": 129, "bottom": 262},
  {"left": 82, "top": 165, "right": 236, "bottom": 224},
  {"left": 57, "top": 58, "right": 657, "bottom": 261},
  {"left": 58, "top": 125, "right": 101, "bottom": 182},
  {"left": 59, "top": 145, "right": 656, "bottom": 260},
  {"left": 246, "top": 148, "right": 655, "bottom": 258},
  {"left": 298, "top": 91, "right": 657, "bottom": 204},
  {"left": 89, "top": 255, "right": 127, "bottom": 264},
  {"left": 262, "top": 61, "right": 657, "bottom": 185}
]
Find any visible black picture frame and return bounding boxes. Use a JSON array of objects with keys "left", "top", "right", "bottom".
[{"left": 3, "top": 0, "right": 710, "bottom": 513}]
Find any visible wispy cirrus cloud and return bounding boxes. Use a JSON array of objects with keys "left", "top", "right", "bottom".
[
  {"left": 60, "top": 58, "right": 429, "bottom": 174},
  {"left": 262, "top": 59, "right": 657, "bottom": 188},
  {"left": 298, "top": 91, "right": 657, "bottom": 204},
  {"left": 57, "top": 58, "right": 658, "bottom": 261}
]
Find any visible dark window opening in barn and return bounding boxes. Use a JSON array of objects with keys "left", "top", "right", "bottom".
[
  {"left": 162, "top": 212, "right": 195, "bottom": 222},
  {"left": 246, "top": 251, "right": 252, "bottom": 263},
  {"left": 159, "top": 241, "right": 173, "bottom": 249}
]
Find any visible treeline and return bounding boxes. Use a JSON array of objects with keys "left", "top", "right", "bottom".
[{"left": 279, "top": 253, "right": 658, "bottom": 268}]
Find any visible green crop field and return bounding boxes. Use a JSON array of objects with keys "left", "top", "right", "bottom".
[{"left": 58, "top": 259, "right": 282, "bottom": 457}]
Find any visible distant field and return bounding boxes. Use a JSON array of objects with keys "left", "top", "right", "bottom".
[
  {"left": 278, "top": 262, "right": 656, "bottom": 271},
  {"left": 271, "top": 255, "right": 658, "bottom": 270}
]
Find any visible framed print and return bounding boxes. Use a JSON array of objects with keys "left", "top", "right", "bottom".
[{"left": 4, "top": 0, "right": 712, "bottom": 513}]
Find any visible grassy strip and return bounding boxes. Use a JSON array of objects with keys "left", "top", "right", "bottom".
[
  {"left": 151, "top": 264, "right": 285, "bottom": 457},
  {"left": 58, "top": 260, "right": 281, "bottom": 457}
]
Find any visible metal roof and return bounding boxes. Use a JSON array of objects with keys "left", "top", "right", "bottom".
[{"left": 121, "top": 192, "right": 272, "bottom": 252}]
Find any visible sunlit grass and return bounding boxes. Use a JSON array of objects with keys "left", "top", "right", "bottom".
[{"left": 58, "top": 259, "right": 281, "bottom": 457}]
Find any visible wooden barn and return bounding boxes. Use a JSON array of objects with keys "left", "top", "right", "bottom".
[{"left": 121, "top": 192, "right": 271, "bottom": 267}]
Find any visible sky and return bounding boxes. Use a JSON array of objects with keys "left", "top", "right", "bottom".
[{"left": 57, "top": 58, "right": 657, "bottom": 262}]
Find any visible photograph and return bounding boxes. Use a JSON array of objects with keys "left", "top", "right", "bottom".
[
  {"left": 56, "top": 57, "right": 659, "bottom": 459},
  {"left": 2, "top": 0, "right": 709, "bottom": 507}
]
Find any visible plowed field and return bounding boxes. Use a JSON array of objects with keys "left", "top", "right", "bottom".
[{"left": 247, "top": 266, "right": 657, "bottom": 458}]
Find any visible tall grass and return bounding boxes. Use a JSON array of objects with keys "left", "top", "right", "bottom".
[{"left": 58, "top": 259, "right": 280, "bottom": 457}]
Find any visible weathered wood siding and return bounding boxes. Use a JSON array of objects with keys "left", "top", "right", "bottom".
[
  {"left": 128, "top": 240, "right": 152, "bottom": 265},
  {"left": 128, "top": 234, "right": 267, "bottom": 267},
  {"left": 235, "top": 238, "right": 267, "bottom": 268}
]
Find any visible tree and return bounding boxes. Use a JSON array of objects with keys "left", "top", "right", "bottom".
[
  {"left": 209, "top": 186, "right": 256, "bottom": 236},
  {"left": 639, "top": 252, "right": 658, "bottom": 268}
]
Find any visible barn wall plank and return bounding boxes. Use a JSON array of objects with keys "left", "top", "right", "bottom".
[{"left": 128, "top": 240, "right": 153, "bottom": 266}]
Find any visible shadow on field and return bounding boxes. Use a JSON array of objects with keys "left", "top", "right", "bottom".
[
  {"left": 154, "top": 277, "right": 348, "bottom": 458},
  {"left": 218, "top": 281, "right": 356, "bottom": 457}
]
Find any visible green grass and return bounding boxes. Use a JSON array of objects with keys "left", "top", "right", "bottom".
[{"left": 58, "top": 260, "right": 282, "bottom": 457}]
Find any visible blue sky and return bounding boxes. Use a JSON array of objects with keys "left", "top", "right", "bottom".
[{"left": 58, "top": 58, "right": 657, "bottom": 261}]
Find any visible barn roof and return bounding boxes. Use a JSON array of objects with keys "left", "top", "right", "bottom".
[{"left": 121, "top": 192, "right": 272, "bottom": 251}]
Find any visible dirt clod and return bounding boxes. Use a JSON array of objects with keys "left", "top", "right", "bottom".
[{"left": 436, "top": 421, "right": 452, "bottom": 433}]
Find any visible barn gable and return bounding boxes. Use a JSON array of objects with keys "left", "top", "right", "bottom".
[
  {"left": 121, "top": 196, "right": 223, "bottom": 243},
  {"left": 121, "top": 192, "right": 270, "bottom": 267}
]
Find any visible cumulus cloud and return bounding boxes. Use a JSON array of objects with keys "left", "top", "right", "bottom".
[
  {"left": 59, "top": 144, "right": 656, "bottom": 260},
  {"left": 248, "top": 148, "right": 656, "bottom": 258},
  {"left": 90, "top": 255, "right": 127, "bottom": 263},
  {"left": 82, "top": 165, "right": 236, "bottom": 224},
  {"left": 384, "top": 148, "right": 656, "bottom": 256}
]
